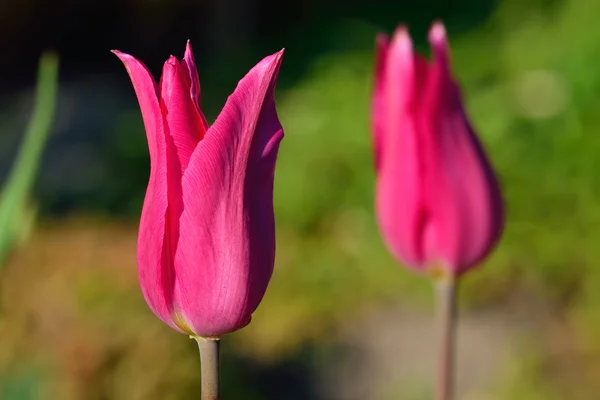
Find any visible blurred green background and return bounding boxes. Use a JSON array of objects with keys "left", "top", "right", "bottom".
[{"left": 2, "top": 0, "right": 600, "bottom": 398}]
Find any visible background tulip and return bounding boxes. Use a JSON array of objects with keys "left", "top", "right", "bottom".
[
  {"left": 372, "top": 22, "right": 504, "bottom": 400},
  {"left": 373, "top": 23, "right": 503, "bottom": 279},
  {"left": 114, "top": 42, "right": 284, "bottom": 400}
]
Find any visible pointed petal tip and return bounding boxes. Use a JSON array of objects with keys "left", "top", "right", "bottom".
[
  {"left": 428, "top": 21, "right": 451, "bottom": 64},
  {"left": 185, "top": 40, "right": 193, "bottom": 54},
  {"left": 376, "top": 33, "right": 390, "bottom": 46},
  {"left": 111, "top": 50, "right": 140, "bottom": 68},
  {"left": 393, "top": 24, "right": 410, "bottom": 37},
  {"left": 265, "top": 49, "right": 285, "bottom": 69},
  {"left": 390, "top": 24, "right": 413, "bottom": 55},
  {"left": 429, "top": 21, "right": 447, "bottom": 46},
  {"left": 111, "top": 50, "right": 125, "bottom": 60},
  {"left": 274, "top": 48, "right": 285, "bottom": 61},
  {"left": 165, "top": 55, "right": 180, "bottom": 66},
  {"left": 183, "top": 42, "right": 196, "bottom": 66},
  {"left": 111, "top": 49, "right": 128, "bottom": 59}
]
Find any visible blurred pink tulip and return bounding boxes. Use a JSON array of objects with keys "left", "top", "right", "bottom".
[
  {"left": 113, "top": 43, "right": 284, "bottom": 337},
  {"left": 372, "top": 22, "right": 503, "bottom": 277}
]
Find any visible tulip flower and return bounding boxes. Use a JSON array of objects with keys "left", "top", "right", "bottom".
[
  {"left": 372, "top": 22, "right": 503, "bottom": 277},
  {"left": 114, "top": 42, "right": 284, "bottom": 399},
  {"left": 371, "top": 22, "right": 504, "bottom": 400}
]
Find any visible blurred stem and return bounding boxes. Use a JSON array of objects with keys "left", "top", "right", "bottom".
[
  {"left": 435, "top": 276, "right": 457, "bottom": 400},
  {"left": 194, "top": 337, "right": 221, "bottom": 400}
]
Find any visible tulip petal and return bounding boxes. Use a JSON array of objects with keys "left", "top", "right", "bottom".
[
  {"left": 160, "top": 57, "right": 209, "bottom": 283},
  {"left": 160, "top": 57, "right": 206, "bottom": 172},
  {"left": 375, "top": 29, "right": 431, "bottom": 270},
  {"left": 182, "top": 41, "right": 210, "bottom": 130},
  {"left": 372, "top": 34, "right": 389, "bottom": 170},
  {"left": 420, "top": 22, "right": 503, "bottom": 273},
  {"left": 112, "top": 51, "right": 182, "bottom": 332},
  {"left": 173, "top": 50, "right": 284, "bottom": 337}
]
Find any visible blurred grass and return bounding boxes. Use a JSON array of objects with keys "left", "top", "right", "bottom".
[{"left": 0, "top": 51, "right": 58, "bottom": 268}]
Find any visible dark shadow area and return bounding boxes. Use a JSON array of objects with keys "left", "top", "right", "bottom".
[{"left": 220, "top": 342, "right": 328, "bottom": 400}]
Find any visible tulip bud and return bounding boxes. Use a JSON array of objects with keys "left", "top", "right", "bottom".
[{"left": 372, "top": 22, "right": 503, "bottom": 277}]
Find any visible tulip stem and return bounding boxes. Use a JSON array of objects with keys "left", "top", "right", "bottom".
[
  {"left": 195, "top": 336, "right": 221, "bottom": 400},
  {"left": 435, "top": 275, "right": 457, "bottom": 400}
]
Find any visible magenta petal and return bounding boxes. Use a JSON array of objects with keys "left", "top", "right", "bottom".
[
  {"left": 372, "top": 23, "right": 503, "bottom": 276},
  {"left": 160, "top": 57, "right": 207, "bottom": 277},
  {"left": 160, "top": 56, "right": 206, "bottom": 172},
  {"left": 420, "top": 23, "right": 504, "bottom": 274},
  {"left": 375, "top": 29, "right": 430, "bottom": 270},
  {"left": 173, "top": 50, "right": 285, "bottom": 337},
  {"left": 372, "top": 34, "right": 389, "bottom": 170},
  {"left": 112, "top": 50, "right": 182, "bottom": 332},
  {"left": 182, "top": 41, "right": 210, "bottom": 130}
]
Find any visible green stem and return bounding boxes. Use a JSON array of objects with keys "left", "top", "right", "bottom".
[
  {"left": 194, "top": 337, "right": 221, "bottom": 400},
  {"left": 435, "top": 276, "right": 457, "bottom": 400}
]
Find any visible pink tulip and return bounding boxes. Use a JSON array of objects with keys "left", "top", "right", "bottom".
[
  {"left": 113, "top": 43, "right": 284, "bottom": 338},
  {"left": 372, "top": 22, "right": 503, "bottom": 277}
]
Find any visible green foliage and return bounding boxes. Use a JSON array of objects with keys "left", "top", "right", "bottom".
[{"left": 0, "top": 52, "right": 59, "bottom": 267}]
